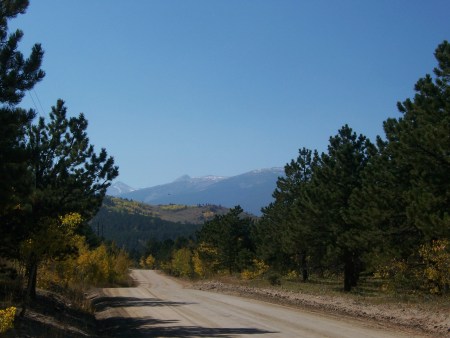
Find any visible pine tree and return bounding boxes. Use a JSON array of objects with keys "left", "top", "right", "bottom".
[
  {"left": 353, "top": 41, "right": 450, "bottom": 265},
  {"left": 0, "top": 0, "right": 45, "bottom": 258},
  {"left": 305, "top": 125, "right": 376, "bottom": 291},
  {"left": 197, "top": 206, "right": 254, "bottom": 274},
  {"left": 257, "top": 148, "right": 318, "bottom": 280},
  {"left": 348, "top": 137, "right": 413, "bottom": 263},
  {"left": 23, "top": 100, "right": 118, "bottom": 300},
  {"left": 256, "top": 200, "right": 294, "bottom": 273},
  {"left": 390, "top": 41, "right": 450, "bottom": 242}
]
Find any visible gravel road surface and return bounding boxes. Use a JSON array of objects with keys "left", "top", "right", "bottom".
[{"left": 94, "top": 269, "right": 424, "bottom": 337}]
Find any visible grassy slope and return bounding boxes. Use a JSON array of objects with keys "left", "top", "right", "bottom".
[{"left": 104, "top": 196, "right": 232, "bottom": 224}]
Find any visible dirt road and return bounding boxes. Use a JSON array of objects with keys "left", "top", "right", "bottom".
[{"left": 94, "top": 270, "right": 424, "bottom": 337}]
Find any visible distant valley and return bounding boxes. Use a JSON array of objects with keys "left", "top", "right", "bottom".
[{"left": 107, "top": 168, "right": 284, "bottom": 215}]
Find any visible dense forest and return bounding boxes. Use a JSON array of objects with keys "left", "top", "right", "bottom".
[{"left": 145, "top": 40, "right": 450, "bottom": 294}]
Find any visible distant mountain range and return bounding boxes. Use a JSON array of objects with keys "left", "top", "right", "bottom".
[
  {"left": 106, "top": 181, "right": 135, "bottom": 196},
  {"left": 107, "top": 168, "right": 284, "bottom": 215}
]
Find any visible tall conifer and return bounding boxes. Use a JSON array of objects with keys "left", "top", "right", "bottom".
[{"left": 0, "top": 0, "right": 45, "bottom": 258}]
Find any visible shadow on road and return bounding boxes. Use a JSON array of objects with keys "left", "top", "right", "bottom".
[
  {"left": 98, "top": 316, "right": 277, "bottom": 337},
  {"left": 93, "top": 296, "right": 196, "bottom": 312}
]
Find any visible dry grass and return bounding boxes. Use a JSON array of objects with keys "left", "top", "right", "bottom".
[{"left": 214, "top": 272, "right": 450, "bottom": 312}]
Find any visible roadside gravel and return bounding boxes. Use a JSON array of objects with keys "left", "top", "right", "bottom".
[{"left": 192, "top": 280, "right": 450, "bottom": 336}]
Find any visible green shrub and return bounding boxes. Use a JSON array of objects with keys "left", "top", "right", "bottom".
[{"left": 268, "top": 273, "right": 281, "bottom": 286}]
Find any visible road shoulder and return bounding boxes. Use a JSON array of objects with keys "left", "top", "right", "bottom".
[{"left": 191, "top": 280, "right": 450, "bottom": 337}]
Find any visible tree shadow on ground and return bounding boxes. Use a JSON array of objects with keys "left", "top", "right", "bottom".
[
  {"left": 3, "top": 291, "right": 98, "bottom": 338},
  {"left": 93, "top": 296, "right": 196, "bottom": 312},
  {"left": 98, "top": 316, "right": 277, "bottom": 337},
  {"left": 5, "top": 313, "right": 94, "bottom": 338}
]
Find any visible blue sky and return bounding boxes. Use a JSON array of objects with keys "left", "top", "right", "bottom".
[{"left": 11, "top": 1, "right": 450, "bottom": 188}]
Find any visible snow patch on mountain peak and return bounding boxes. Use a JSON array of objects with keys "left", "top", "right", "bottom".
[
  {"left": 107, "top": 181, "right": 135, "bottom": 196},
  {"left": 249, "top": 167, "right": 284, "bottom": 174},
  {"left": 196, "top": 175, "right": 228, "bottom": 181}
]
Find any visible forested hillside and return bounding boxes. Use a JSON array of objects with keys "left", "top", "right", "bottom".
[{"left": 91, "top": 197, "right": 233, "bottom": 256}]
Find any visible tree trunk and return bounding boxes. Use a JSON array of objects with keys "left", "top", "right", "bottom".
[
  {"left": 343, "top": 253, "right": 354, "bottom": 292},
  {"left": 343, "top": 252, "right": 361, "bottom": 291},
  {"left": 350, "top": 256, "right": 361, "bottom": 287},
  {"left": 29, "top": 262, "right": 37, "bottom": 299},
  {"left": 301, "top": 251, "right": 308, "bottom": 282},
  {"left": 317, "top": 267, "right": 324, "bottom": 279},
  {"left": 20, "top": 258, "right": 38, "bottom": 317}
]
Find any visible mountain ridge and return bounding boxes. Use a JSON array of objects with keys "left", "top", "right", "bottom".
[
  {"left": 107, "top": 181, "right": 135, "bottom": 196},
  {"left": 109, "top": 168, "right": 283, "bottom": 215}
]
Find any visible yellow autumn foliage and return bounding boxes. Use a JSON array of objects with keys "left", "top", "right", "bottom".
[
  {"left": 37, "top": 213, "right": 132, "bottom": 289},
  {"left": 140, "top": 254, "right": 156, "bottom": 269},
  {"left": 376, "top": 239, "right": 450, "bottom": 294},
  {"left": 171, "top": 248, "right": 192, "bottom": 277},
  {"left": 159, "top": 204, "right": 187, "bottom": 211},
  {"left": 241, "top": 259, "right": 269, "bottom": 280},
  {"left": 192, "top": 242, "right": 219, "bottom": 278},
  {"left": 418, "top": 239, "right": 450, "bottom": 294},
  {"left": 0, "top": 306, "right": 16, "bottom": 333},
  {"left": 20, "top": 213, "right": 80, "bottom": 262},
  {"left": 285, "top": 270, "right": 299, "bottom": 280}
]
